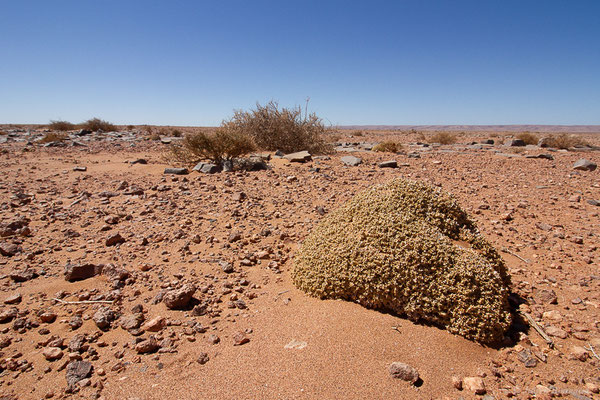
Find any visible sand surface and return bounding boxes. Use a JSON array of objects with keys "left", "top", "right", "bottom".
[{"left": 0, "top": 128, "right": 598, "bottom": 399}]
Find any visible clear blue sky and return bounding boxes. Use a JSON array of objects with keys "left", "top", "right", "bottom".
[{"left": 1, "top": 0, "right": 599, "bottom": 126}]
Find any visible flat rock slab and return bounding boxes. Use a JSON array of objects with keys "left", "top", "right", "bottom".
[
  {"left": 340, "top": 156, "right": 362, "bottom": 166},
  {"left": 505, "top": 139, "right": 526, "bottom": 147},
  {"left": 573, "top": 159, "right": 597, "bottom": 171},
  {"left": 64, "top": 263, "right": 103, "bottom": 282},
  {"left": 378, "top": 160, "right": 398, "bottom": 168},
  {"left": 66, "top": 361, "right": 92, "bottom": 386},
  {"left": 164, "top": 168, "right": 189, "bottom": 175},
  {"left": 284, "top": 151, "right": 312, "bottom": 162},
  {"left": 193, "top": 162, "right": 220, "bottom": 174}
]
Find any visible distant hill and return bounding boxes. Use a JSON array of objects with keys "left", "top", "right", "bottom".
[{"left": 339, "top": 125, "right": 600, "bottom": 133}]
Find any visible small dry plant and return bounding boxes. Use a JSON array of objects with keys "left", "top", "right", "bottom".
[
  {"left": 428, "top": 132, "right": 457, "bottom": 144},
  {"left": 372, "top": 141, "right": 402, "bottom": 153},
  {"left": 48, "top": 120, "right": 75, "bottom": 131},
  {"left": 226, "top": 101, "right": 330, "bottom": 154},
  {"left": 39, "top": 132, "right": 67, "bottom": 143},
  {"left": 516, "top": 132, "right": 539, "bottom": 145},
  {"left": 168, "top": 125, "right": 256, "bottom": 165},
  {"left": 81, "top": 118, "right": 116, "bottom": 132},
  {"left": 544, "top": 133, "right": 589, "bottom": 149}
]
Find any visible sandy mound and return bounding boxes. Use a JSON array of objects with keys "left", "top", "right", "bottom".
[{"left": 292, "top": 178, "right": 512, "bottom": 343}]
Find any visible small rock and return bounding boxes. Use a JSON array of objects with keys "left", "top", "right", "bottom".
[
  {"left": 4, "top": 293, "right": 22, "bottom": 305},
  {"left": 537, "top": 289, "right": 558, "bottom": 304},
  {"left": 219, "top": 260, "right": 234, "bottom": 273},
  {"left": 545, "top": 325, "right": 568, "bottom": 339},
  {"left": 66, "top": 361, "right": 92, "bottom": 386},
  {"left": 569, "top": 346, "right": 589, "bottom": 361},
  {"left": 378, "top": 160, "right": 398, "bottom": 168},
  {"left": 573, "top": 159, "right": 597, "bottom": 171},
  {"left": 143, "top": 316, "right": 166, "bottom": 332},
  {"left": 388, "top": 362, "right": 419, "bottom": 384},
  {"left": 283, "top": 151, "right": 312, "bottom": 163},
  {"left": 505, "top": 139, "right": 526, "bottom": 147},
  {"left": 0, "top": 307, "right": 18, "bottom": 323},
  {"left": 192, "top": 163, "right": 220, "bottom": 174},
  {"left": 463, "top": 377, "right": 486, "bottom": 395},
  {"left": 232, "top": 331, "right": 249, "bottom": 346},
  {"left": 105, "top": 233, "right": 125, "bottom": 247},
  {"left": 228, "top": 232, "right": 242, "bottom": 243},
  {"left": 340, "top": 156, "right": 362, "bottom": 166},
  {"left": 232, "top": 192, "right": 247, "bottom": 202},
  {"left": 0, "top": 243, "right": 20, "bottom": 257},
  {"left": 40, "top": 312, "right": 57, "bottom": 323},
  {"left": 284, "top": 339, "right": 307, "bottom": 350},
  {"left": 119, "top": 313, "right": 144, "bottom": 331},
  {"left": 43, "top": 347, "right": 64, "bottom": 361},
  {"left": 517, "top": 348, "right": 537, "bottom": 367},
  {"left": 164, "top": 168, "right": 189, "bottom": 175},
  {"left": 197, "top": 352, "right": 210, "bottom": 364},
  {"left": 452, "top": 376, "right": 463, "bottom": 390},
  {"left": 92, "top": 308, "right": 116, "bottom": 330},
  {"left": 64, "top": 263, "right": 103, "bottom": 282},
  {"left": 135, "top": 337, "right": 159, "bottom": 354},
  {"left": 73, "top": 166, "right": 87, "bottom": 172},
  {"left": 163, "top": 284, "right": 196, "bottom": 309}
]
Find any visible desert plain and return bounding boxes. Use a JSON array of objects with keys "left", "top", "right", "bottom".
[{"left": 0, "top": 126, "right": 598, "bottom": 399}]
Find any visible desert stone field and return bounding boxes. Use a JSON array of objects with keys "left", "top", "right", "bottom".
[{"left": 0, "top": 125, "right": 599, "bottom": 400}]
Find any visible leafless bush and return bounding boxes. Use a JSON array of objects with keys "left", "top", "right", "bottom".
[
  {"left": 372, "top": 141, "right": 402, "bottom": 153},
  {"left": 544, "top": 133, "right": 589, "bottom": 149},
  {"left": 225, "top": 101, "right": 330, "bottom": 154},
  {"left": 39, "top": 132, "right": 67, "bottom": 143},
  {"left": 428, "top": 132, "right": 457, "bottom": 144},
  {"left": 169, "top": 125, "right": 256, "bottom": 165},
  {"left": 81, "top": 118, "right": 116, "bottom": 132},
  {"left": 48, "top": 120, "right": 75, "bottom": 131},
  {"left": 516, "top": 132, "right": 539, "bottom": 145}
]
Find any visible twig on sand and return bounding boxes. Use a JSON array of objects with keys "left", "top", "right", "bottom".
[
  {"left": 392, "top": 326, "right": 401, "bottom": 334},
  {"left": 277, "top": 290, "right": 290, "bottom": 296},
  {"left": 501, "top": 248, "right": 530, "bottom": 264},
  {"left": 52, "top": 298, "right": 114, "bottom": 305},
  {"left": 584, "top": 343, "right": 600, "bottom": 361},
  {"left": 521, "top": 312, "right": 554, "bottom": 348}
]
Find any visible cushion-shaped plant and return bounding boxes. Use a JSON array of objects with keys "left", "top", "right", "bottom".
[{"left": 292, "top": 178, "right": 512, "bottom": 344}]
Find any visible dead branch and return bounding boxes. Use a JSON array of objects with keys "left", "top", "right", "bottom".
[
  {"left": 521, "top": 311, "right": 554, "bottom": 348},
  {"left": 52, "top": 298, "right": 113, "bottom": 305},
  {"left": 501, "top": 248, "right": 530, "bottom": 264}
]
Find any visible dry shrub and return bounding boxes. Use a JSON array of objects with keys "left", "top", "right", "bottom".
[
  {"left": 39, "top": 132, "right": 67, "bottom": 143},
  {"left": 48, "top": 120, "right": 75, "bottom": 131},
  {"left": 169, "top": 125, "right": 256, "bottom": 165},
  {"left": 225, "top": 101, "right": 330, "bottom": 154},
  {"left": 428, "top": 132, "right": 457, "bottom": 144},
  {"left": 545, "top": 133, "right": 589, "bottom": 149},
  {"left": 516, "top": 132, "right": 538, "bottom": 145},
  {"left": 171, "top": 128, "right": 183, "bottom": 137},
  {"left": 415, "top": 131, "right": 427, "bottom": 142},
  {"left": 372, "top": 141, "right": 402, "bottom": 153},
  {"left": 351, "top": 130, "right": 364, "bottom": 137},
  {"left": 293, "top": 178, "right": 512, "bottom": 344},
  {"left": 126, "top": 125, "right": 135, "bottom": 131},
  {"left": 81, "top": 118, "right": 116, "bottom": 132},
  {"left": 327, "top": 133, "right": 342, "bottom": 143}
]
